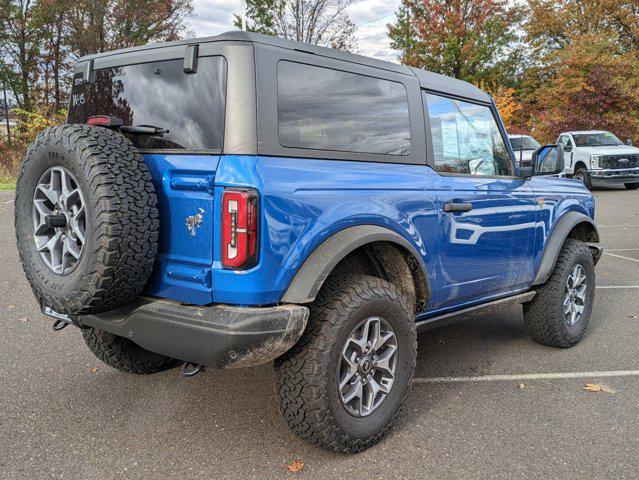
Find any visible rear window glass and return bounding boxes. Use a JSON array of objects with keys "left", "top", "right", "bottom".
[
  {"left": 277, "top": 61, "right": 411, "bottom": 156},
  {"left": 68, "top": 56, "right": 227, "bottom": 151}
]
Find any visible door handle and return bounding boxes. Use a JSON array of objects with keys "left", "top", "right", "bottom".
[{"left": 443, "top": 202, "right": 473, "bottom": 213}]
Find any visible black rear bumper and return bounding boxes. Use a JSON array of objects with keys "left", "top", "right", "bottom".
[{"left": 76, "top": 299, "right": 309, "bottom": 369}]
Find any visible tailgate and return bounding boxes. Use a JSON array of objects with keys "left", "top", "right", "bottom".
[{"left": 143, "top": 154, "right": 219, "bottom": 305}]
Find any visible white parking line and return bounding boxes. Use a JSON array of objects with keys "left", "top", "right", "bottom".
[
  {"left": 412, "top": 370, "right": 639, "bottom": 384},
  {"left": 596, "top": 285, "right": 639, "bottom": 289},
  {"left": 599, "top": 225, "right": 639, "bottom": 228},
  {"left": 603, "top": 252, "right": 639, "bottom": 263},
  {"left": 607, "top": 248, "right": 639, "bottom": 252}
]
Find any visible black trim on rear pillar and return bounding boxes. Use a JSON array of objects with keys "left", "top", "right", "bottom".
[{"left": 78, "top": 299, "right": 309, "bottom": 368}]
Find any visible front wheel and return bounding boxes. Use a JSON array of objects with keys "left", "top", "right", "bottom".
[
  {"left": 625, "top": 183, "right": 639, "bottom": 190},
  {"left": 573, "top": 168, "right": 592, "bottom": 190},
  {"left": 275, "top": 274, "right": 416, "bottom": 453},
  {"left": 523, "top": 239, "right": 595, "bottom": 348}
]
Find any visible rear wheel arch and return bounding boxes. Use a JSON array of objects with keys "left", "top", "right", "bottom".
[{"left": 280, "top": 226, "right": 430, "bottom": 312}]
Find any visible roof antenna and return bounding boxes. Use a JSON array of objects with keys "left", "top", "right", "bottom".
[{"left": 240, "top": 0, "right": 247, "bottom": 31}]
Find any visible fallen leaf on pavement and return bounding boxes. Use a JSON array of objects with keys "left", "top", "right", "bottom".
[
  {"left": 90, "top": 367, "right": 98, "bottom": 374},
  {"left": 287, "top": 461, "right": 304, "bottom": 473},
  {"left": 518, "top": 382, "right": 526, "bottom": 389},
  {"left": 583, "top": 383, "right": 615, "bottom": 393},
  {"left": 18, "top": 317, "right": 28, "bottom": 322}
]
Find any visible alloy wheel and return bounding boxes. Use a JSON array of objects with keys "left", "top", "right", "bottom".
[
  {"left": 564, "top": 263, "right": 587, "bottom": 326},
  {"left": 32, "top": 166, "right": 86, "bottom": 275},
  {"left": 338, "top": 316, "right": 398, "bottom": 417}
]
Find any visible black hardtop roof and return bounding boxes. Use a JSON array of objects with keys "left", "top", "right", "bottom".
[{"left": 78, "top": 31, "right": 491, "bottom": 103}]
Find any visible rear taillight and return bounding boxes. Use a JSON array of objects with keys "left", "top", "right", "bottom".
[
  {"left": 87, "top": 115, "right": 123, "bottom": 128},
  {"left": 221, "top": 188, "right": 259, "bottom": 270}
]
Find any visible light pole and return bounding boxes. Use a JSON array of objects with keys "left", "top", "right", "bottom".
[
  {"left": 240, "top": 0, "right": 247, "bottom": 31},
  {"left": 2, "top": 80, "right": 10, "bottom": 145}
]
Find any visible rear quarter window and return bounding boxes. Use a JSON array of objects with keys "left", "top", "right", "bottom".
[
  {"left": 277, "top": 61, "right": 411, "bottom": 156},
  {"left": 68, "top": 56, "right": 227, "bottom": 151}
]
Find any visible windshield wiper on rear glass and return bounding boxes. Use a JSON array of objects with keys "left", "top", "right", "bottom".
[{"left": 119, "top": 125, "right": 169, "bottom": 136}]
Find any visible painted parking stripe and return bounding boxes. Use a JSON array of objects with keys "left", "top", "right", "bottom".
[
  {"left": 596, "top": 285, "right": 639, "bottom": 289},
  {"left": 598, "top": 224, "right": 639, "bottom": 228},
  {"left": 603, "top": 252, "right": 639, "bottom": 263},
  {"left": 607, "top": 248, "right": 639, "bottom": 252},
  {"left": 412, "top": 370, "right": 639, "bottom": 384}
]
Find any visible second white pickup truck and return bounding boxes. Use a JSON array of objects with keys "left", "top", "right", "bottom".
[{"left": 557, "top": 130, "right": 639, "bottom": 190}]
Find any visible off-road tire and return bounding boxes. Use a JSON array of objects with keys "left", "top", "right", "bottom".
[
  {"left": 15, "top": 125, "right": 159, "bottom": 314},
  {"left": 82, "top": 328, "right": 178, "bottom": 374},
  {"left": 523, "top": 239, "right": 595, "bottom": 348},
  {"left": 625, "top": 183, "right": 639, "bottom": 190},
  {"left": 573, "top": 168, "right": 592, "bottom": 190},
  {"left": 275, "top": 274, "right": 417, "bottom": 453}
]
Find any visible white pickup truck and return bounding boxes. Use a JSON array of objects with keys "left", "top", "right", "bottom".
[
  {"left": 557, "top": 130, "right": 639, "bottom": 190},
  {"left": 508, "top": 134, "right": 541, "bottom": 169}
]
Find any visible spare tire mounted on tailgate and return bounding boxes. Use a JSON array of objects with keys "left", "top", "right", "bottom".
[{"left": 14, "top": 124, "right": 159, "bottom": 314}]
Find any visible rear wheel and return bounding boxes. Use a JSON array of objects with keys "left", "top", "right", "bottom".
[
  {"left": 275, "top": 274, "right": 416, "bottom": 453},
  {"left": 523, "top": 239, "right": 595, "bottom": 348},
  {"left": 82, "top": 328, "right": 178, "bottom": 374},
  {"left": 573, "top": 168, "right": 592, "bottom": 190},
  {"left": 625, "top": 183, "right": 639, "bottom": 190}
]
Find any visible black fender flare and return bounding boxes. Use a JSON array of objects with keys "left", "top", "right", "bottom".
[
  {"left": 532, "top": 211, "right": 601, "bottom": 286},
  {"left": 281, "top": 225, "right": 426, "bottom": 304}
]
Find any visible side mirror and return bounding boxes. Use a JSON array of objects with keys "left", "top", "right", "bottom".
[
  {"left": 532, "top": 144, "right": 565, "bottom": 176},
  {"left": 627, "top": 138, "right": 634, "bottom": 146}
]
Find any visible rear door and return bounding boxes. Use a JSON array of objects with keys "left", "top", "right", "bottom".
[
  {"left": 68, "top": 55, "right": 228, "bottom": 305},
  {"left": 424, "top": 92, "right": 538, "bottom": 309}
]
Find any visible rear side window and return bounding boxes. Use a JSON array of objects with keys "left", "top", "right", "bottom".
[
  {"left": 277, "top": 61, "right": 411, "bottom": 156},
  {"left": 68, "top": 56, "right": 227, "bottom": 151},
  {"left": 425, "top": 93, "right": 512, "bottom": 176}
]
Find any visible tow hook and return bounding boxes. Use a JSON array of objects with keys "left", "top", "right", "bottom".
[
  {"left": 42, "top": 306, "right": 81, "bottom": 330},
  {"left": 52, "top": 319, "right": 70, "bottom": 331},
  {"left": 181, "top": 361, "right": 206, "bottom": 377}
]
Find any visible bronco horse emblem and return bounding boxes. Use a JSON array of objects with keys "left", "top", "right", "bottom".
[{"left": 185, "top": 208, "right": 205, "bottom": 237}]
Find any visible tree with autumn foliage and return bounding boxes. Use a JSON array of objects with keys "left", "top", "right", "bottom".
[
  {"left": 523, "top": 0, "right": 639, "bottom": 142},
  {"left": 489, "top": 86, "right": 523, "bottom": 132},
  {"left": 388, "top": 0, "right": 524, "bottom": 85},
  {"left": 527, "top": 35, "right": 639, "bottom": 143},
  {"left": 0, "top": 0, "right": 194, "bottom": 179}
]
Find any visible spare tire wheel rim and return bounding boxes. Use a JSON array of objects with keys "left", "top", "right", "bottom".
[
  {"left": 32, "top": 166, "right": 86, "bottom": 275},
  {"left": 339, "top": 316, "right": 398, "bottom": 417}
]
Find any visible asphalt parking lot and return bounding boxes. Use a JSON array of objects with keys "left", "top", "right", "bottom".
[{"left": 1, "top": 186, "right": 638, "bottom": 480}]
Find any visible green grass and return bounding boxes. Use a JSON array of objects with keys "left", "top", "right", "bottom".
[{"left": 0, "top": 175, "right": 16, "bottom": 190}]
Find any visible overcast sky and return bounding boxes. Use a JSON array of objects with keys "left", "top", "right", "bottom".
[{"left": 188, "top": 0, "right": 401, "bottom": 62}]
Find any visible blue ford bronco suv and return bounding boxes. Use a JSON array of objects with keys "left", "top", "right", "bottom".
[{"left": 14, "top": 32, "right": 602, "bottom": 453}]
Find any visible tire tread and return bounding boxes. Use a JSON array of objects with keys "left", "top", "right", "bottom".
[
  {"left": 15, "top": 125, "right": 159, "bottom": 314},
  {"left": 275, "top": 274, "right": 416, "bottom": 453}
]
